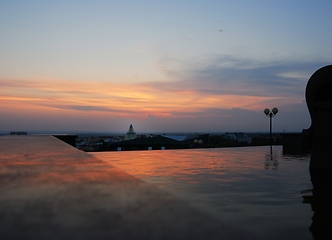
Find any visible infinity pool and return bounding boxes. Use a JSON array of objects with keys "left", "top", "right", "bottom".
[{"left": 92, "top": 146, "right": 313, "bottom": 240}]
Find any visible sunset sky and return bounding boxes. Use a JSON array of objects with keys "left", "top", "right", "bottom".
[{"left": 1, "top": 0, "right": 332, "bottom": 133}]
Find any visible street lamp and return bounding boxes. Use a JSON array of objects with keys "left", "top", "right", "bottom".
[{"left": 264, "top": 107, "right": 278, "bottom": 145}]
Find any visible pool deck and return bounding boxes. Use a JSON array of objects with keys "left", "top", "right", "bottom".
[{"left": 0, "top": 135, "right": 255, "bottom": 240}]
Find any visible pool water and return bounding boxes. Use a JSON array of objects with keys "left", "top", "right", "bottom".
[{"left": 92, "top": 146, "right": 313, "bottom": 240}]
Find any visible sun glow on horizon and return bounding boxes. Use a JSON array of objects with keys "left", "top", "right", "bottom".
[
  {"left": 1, "top": 78, "right": 293, "bottom": 119},
  {"left": 0, "top": 73, "right": 311, "bottom": 133}
]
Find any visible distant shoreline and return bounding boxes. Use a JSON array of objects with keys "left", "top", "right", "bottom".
[{"left": 0, "top": 131, "right": 302, "bottom": 137}]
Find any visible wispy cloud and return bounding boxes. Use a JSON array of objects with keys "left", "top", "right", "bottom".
[
  {"left": 51, "top": 105, "right": 120, "bottom": 112},
  {"left": 0, "top": 56, "right": 319, "bottom": 120},
  {"left": 155, "top": 54, "right": 329, "bottom": 99}
]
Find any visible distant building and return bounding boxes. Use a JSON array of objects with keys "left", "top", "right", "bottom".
[
  {"left": 224, "top": 132, "right": 252, "bottom": 144},
  {"left": 163, "top": 134, "right": 209, "bottom": 148},
  {"left": 223, "top": 133, "right": 237, "bottom": 141},
  {"left": 125, "top": 124, "right": 137, "bottom": 140},
  {"left": 235, "top": 133, "right": 252, "bottom": 143}
]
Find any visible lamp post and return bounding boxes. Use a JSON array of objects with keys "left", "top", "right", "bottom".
[{"left": 264, "top": 108, "right": 278, "bottom": 145}]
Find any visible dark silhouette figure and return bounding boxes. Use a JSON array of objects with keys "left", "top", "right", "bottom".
[
  {"left": 301, "top": 65, "right": 332, "bottom": 239},
  {"left": 301, "top": 65, "right": 332, "bottom": 150},
  {"left": 309, "top": 169, "right": 332, "bottom": 239}
]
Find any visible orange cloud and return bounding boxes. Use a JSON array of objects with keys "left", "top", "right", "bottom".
[{"left": 0, "top": 78, "right": 297, "bottom": 121}]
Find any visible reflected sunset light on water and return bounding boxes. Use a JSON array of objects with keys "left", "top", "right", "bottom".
[{"left": 92, "top": 146, "right": 313, "bottom": 240}]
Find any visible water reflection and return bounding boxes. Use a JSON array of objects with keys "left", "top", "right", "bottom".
[
  {"left": 0, "top": 151, "right": 139, "bottom": 186},
  {"left": 92, "top": 146, "right": 313, "bottom": 240},
  {"left": 264, "top": 146, "right": 279, "bottom": 170},
  {"left": 93, "top": 147, "right": 272, "bottom": 180}
]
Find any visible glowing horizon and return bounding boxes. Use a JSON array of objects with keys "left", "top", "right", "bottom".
[{"left": 1, "top": 77, "right": 303, "bottom": 116}]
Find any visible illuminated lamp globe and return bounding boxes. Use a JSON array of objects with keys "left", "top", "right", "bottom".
[
  {"left": 198, "top": 140, "right": 203, "bottom": 145},
  {"left": 264, "top": 108, "right": 270, "bottom": 115},
  {"left": 272, "top": 107, "right": 278, "bottom": 115},
  {"left": 194, "top": 139, "right": 198, "bottom": 144}
]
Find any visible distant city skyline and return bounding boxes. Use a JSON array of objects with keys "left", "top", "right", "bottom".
[{"left": 1, "top": 1, "right": 332, "bottom": 133}]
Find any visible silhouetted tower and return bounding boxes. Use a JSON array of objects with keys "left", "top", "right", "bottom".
[{"left": 125, "top": 124, "right": 137, "bottom": 140}]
